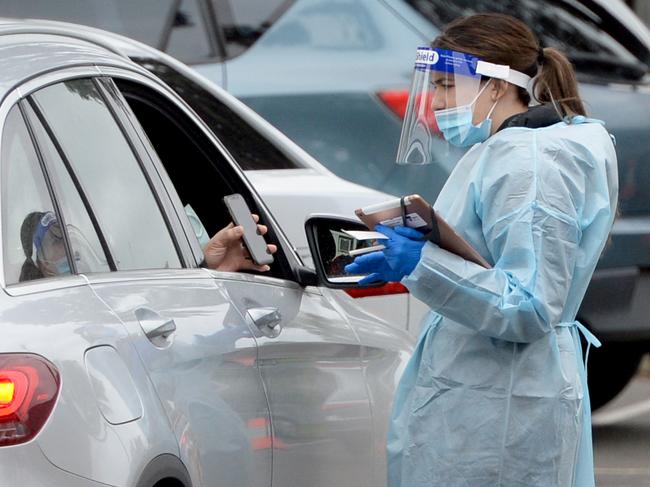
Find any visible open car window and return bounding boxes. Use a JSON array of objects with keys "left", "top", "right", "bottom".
[{"left": 108, "top": 76, "right": 295, "bottom": 280}]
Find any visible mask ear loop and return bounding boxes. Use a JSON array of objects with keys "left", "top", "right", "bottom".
[
  {"left": 473, "top": 79, "right": 499, "bottom": 124},
  {"left": 485, "top": 96, "right": 499, "bottom": 121},
  {"left": 547, "top": 88, "right": 568, "bottom": 123}
]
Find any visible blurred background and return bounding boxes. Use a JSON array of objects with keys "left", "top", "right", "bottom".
[{"left": 1, "top": 1, "right": 648, "bottom": 485}]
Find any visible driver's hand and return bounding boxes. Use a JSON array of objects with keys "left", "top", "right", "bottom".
[{"left": 203, "top": 214, "right": 277, "bottom": 272}]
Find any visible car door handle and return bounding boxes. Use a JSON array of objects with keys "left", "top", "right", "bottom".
[
  {"left": 143, "top": 318, "right": 176, "bottom": 339},
  {"left": 135, "top": 307, "right": 177, "bottom": 344},
  {"left": 247, "top": 307, "right": 282, "bottom": 335}
]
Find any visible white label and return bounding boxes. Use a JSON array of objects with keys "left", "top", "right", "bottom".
[
  {"left": 415, "top": 48, "right": 440, "bottom": 65},
  {"left": 379, "top": 212, "right": 427, "bottom": 228}
]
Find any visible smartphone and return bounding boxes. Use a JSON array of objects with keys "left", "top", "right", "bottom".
[{"left": 223, "top": 193, "right": 274, "bottom": 265}]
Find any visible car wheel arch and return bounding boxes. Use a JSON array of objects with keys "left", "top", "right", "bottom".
[{"left": 136, "top": 454, "right": 192, "bottom": 487}]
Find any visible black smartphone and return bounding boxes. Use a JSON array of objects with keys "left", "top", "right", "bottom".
[{"left": 223, "top": 193, "right": 274, "bottom": 265}]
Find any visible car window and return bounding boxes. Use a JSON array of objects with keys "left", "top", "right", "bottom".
[
  {"left": 31, "top": 79, "right": 182, "bottom": 272},
  {"left": 212, "top": 0, "right": 295, "bottom": 58},
  {"left": 166, "top": 0, "right": 215, "bottom": 62},
  {"left": 136, "top": 58, "right": 307, "bottom": 170},
  {"left": 1, "top": 106, "right": 70, "bottom": 284},
  {"left": 22, "top": 102, "right": 111, "bottom": 275},
  {"left": 0, "top": 0, "right": 215, "bottom": 64},
  {"left": 252, "top": 0, "right": 383, "bottom": 51},
  {"left": 112, "top": 77, "right": 294, "bottom": 280},
  {"left": 406, "top": 0, "right": 644, "bottom": 80}
]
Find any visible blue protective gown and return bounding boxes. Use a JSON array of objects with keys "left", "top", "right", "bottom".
[{"left": 387, "top": 118, "right": 618, "bottom": 486}]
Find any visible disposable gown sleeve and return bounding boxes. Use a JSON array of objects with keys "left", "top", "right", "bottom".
[{"left": 402, "top": 134, "right": 583, "bottom": 343}]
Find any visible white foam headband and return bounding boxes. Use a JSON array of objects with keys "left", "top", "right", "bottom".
[{"left": 476, "top": 60, "right": 531, "bottom": 89}]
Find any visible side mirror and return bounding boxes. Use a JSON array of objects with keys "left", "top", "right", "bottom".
[{"left": 305, "top": 215, "right": 386, "bottom": 289}]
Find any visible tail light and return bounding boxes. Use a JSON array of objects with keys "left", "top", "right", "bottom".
[
  {"left": 0, "top": 354, "right": 60, "bottom": 446},
  {"left": 377, "top": 90, "right": 440, "bottom": 133},
  {"left": 345, "top": 282, "right": 408, "bottom": 298}
]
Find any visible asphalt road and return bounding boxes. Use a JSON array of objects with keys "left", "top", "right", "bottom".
[{"left": 593, "top": 367, "right": 650, "bottom": 487}]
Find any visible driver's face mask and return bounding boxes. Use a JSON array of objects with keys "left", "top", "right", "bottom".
[{"left": 434, "top": 80, "right": 499, "bottom": 148}]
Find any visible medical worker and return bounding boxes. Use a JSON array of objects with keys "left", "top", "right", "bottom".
[{"left": 345, "top": 13, "right": 618, "bottom": 486}]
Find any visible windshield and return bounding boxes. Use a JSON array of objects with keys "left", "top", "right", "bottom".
[{"left": 406, "top": 0, "right": 646, "bottom": 80}]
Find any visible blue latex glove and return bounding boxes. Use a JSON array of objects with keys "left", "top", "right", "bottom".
[
  {"left": 377, "top": 224, "right": 426, "bottom": 279},
  {"left": 344, "top": 225, "right": 426, "bottom": 284},
  {"left": 344, "top": 251, "right": 403, "bottom": 285}
]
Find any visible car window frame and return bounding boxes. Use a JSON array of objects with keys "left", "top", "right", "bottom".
[
  {"left": 27, "top": 75, "right": 191, "bottom": 273},
  {"left": 211, "top": 0, "right": 296, "bottom": 60},
  {"left": 94, "top": 65, "right": 307, "bottom": 283},
  {"left": 162, "top": 0, "right": 226, "bottom": 65},
  {"left": 0, "top": 102, "right": 79, "bottom": 281},
  {"left": 0, "top": 102, "right": 87, "bottom": 294},
  {"left": 20, "top": 97, "right": 117, "bottom": 274}
]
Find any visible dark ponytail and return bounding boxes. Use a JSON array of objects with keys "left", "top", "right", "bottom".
[
  {"left": 533, "top": 47, "right": 585, "bottom": 117},
  {"left": 432, "top": 13, "right": 586, "bottom": 118},
  {"left": 19, "top": 211, "right": 45, "bottom": 282}
]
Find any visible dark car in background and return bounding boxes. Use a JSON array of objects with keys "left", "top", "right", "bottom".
[{"left": 5, "top": 0, "right": 650, "bottom": 409}]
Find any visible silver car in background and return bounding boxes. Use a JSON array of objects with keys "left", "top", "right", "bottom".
[{"left": 0, "top": 19, "right": 411, "bottom": 487}]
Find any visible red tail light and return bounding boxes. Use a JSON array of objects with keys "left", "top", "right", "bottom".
[
  {"left": 345, "top": 282, "right": 408, "bottom": 298},
  {"left": 0, "top": 354, "right": 60, "bottom": 446},
  {"left": 377, "top": 90, "right": 411, "bottom": 119},
  {"left": 377, "top": 90, "right": 440, "bottom": 133}
]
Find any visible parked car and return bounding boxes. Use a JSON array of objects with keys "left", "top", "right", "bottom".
[
  {"left": 0, "top": 19, "right": 412, "bottom": 487},
  {"left": 5, "top": 0, "right": 649, "bottom": 408}
]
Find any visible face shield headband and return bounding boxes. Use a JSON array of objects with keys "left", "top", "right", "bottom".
[
  {"left": 33, "top": 211, "right": 70, "bottom": 274},
  {"left": 395, "top": 47, "right": 532, "bottom": 165}
]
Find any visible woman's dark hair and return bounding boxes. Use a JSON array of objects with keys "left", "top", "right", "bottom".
[
  {"left": 19, "top": 211, "right": 45, "bottom": 282},
  {"left": 431, "top": 13, "right": 586, "bottom": 117}
]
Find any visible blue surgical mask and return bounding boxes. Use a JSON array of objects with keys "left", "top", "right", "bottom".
[
  {"left": 54, "top": 257, "right": 71, "bottom": 275},
  {"left": 434, "top": 81, "right": 498, "bottom": 148}
]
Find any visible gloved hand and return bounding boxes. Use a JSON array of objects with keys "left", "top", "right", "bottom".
[
  {"left": 377, "top": 224, "right": 426, "bottom": 279},
  {"left": 344, "top": 225, "right": 425, "bottom": 284},
  {"left": 344, "top": 251, "right": 403, "bottom": 285}
]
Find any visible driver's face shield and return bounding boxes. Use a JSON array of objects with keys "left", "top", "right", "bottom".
[{"left": 396, "top": 48, "right": 483, "bottom": 165}]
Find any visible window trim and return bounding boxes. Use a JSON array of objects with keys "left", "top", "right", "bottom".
[
  {"left": 92, "top": 77, "right": 189, "bottom": 270},
  {"left": 16, "top": 102, "right": 78, "bottom": 275},
  {"left": 96, "top": 76, "right": 200, "bottom": 268},
  {"left": 94, "top": 65, "right": 305, "bottom": 280},
  {"left": 22, "top": 98, "right": 117, "bottom": 272},
  {"left": 162, "top": 0, "right": 225, "bottom": 66},
  {"left": 0, "top": 103, "right": 80, "bottom": 288},
  {"left": 211, "top": 0, "right": 296, "bottom": 61},
  {"left": 27, "top": 76, "right": 187, "bottom": 272}
]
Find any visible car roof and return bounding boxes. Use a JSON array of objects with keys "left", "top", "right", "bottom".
[
  {"left": 0, "top": 17, "right": 334, "bottom": 174},
  {"left": 0, "top": 17, "right": 153, "bottom": 101}
]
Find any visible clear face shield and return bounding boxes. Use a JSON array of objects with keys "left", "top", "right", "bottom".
[
  {"left": 396, "top": 47, "right": 531, "bottom": 164},
  {"left": 33, "top": 212, "right": 71, "bottom": 276}
]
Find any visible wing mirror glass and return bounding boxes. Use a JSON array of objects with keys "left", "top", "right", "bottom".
[{"left": 305, "top": 215, "right": 386, "bottom": 289}]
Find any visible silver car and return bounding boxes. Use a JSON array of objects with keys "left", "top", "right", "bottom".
[{"left": 0, "top": 19, "right": 412, "bottom": 487}]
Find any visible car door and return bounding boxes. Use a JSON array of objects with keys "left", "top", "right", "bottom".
[
  {"left": 220, "top": 275, "right": 376, "bottom": 487},
  {"left": 27, "top": 76, "right": 271, "bottom": 487},
  {"left": 100, "top": 71, "right": 377, "bottom": 487},
  {"left": 0, "top": 101, "right": 179, "bottom": 487}
]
